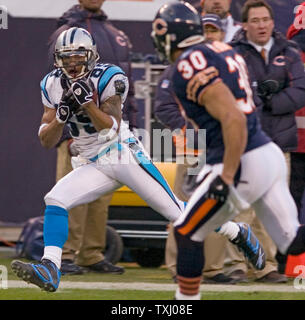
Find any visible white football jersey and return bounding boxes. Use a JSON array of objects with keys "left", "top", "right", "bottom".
[{"left": 40, "top": 63, "right": 133, "bottom": 159}]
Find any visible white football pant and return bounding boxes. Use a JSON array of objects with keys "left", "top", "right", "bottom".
[
  {"left": 174, "top": 142, "right": 299, "bottom": 254},
  {"left": 44, "top": 139, "right": 184, "bottom": 222}
]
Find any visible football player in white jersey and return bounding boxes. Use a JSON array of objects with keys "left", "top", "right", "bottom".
[
  {"left": 11, "top": 27, "right": 264, "bottom": 292},
  {"left": 10, "top": 27, "right": 185, "bottom": 292}
]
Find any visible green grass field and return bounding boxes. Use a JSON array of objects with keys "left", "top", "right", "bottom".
[
  {"left": 3, "top": 288, "right": 305, "bottom": 300},
  {"left": 1, "top": 250, "right": 305, "bottom": 300}
]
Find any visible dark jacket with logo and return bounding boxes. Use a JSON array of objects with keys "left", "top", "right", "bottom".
[
  {"left": 287, "top": 26, "right": 305, "bottom": 153},
  {"left": 47, "top": 5, "right": 138, "bottom": 139},
  {"left": 230, "top": 29, "right": 305, "bottom": 151},
  {"left": 154, "top": 65, "right": 199, "bottom": 153},
  {"left": 154, "top": 65, "right": 185, "bottom": 131}
]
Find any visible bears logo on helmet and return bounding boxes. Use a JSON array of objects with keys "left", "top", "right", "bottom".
[{"left": 152, "top": 18, "right": 168, "bottom": 36}]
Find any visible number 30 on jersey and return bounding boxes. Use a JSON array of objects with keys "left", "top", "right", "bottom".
[{"left": 177, "top": 46, "right": 255, "bottom": 114}]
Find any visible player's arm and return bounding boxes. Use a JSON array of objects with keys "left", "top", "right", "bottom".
[
  {"left": 39, "top": 106, "right": 65, "bottom": 149},
  {"left": 69, "top": 76, "right": 125, "bottom": 133},
  {"left": 199, "top": 81, "right": 247, "bottom": 185},
  {"left": 82, "top": 95, "right": 122, "bottom": 133}
]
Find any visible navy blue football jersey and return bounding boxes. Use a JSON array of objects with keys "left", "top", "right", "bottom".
[{"left": 172, "top": 41, "right": 270, "bottom": 164}]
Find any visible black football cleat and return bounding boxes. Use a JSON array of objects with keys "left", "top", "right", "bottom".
[{"left": 11, "top": 259, "right": 61, "bottom": 292}]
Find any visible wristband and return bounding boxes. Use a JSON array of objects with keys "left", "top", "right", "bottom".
[
  {"left": 38, "top": 123, "right": 48, "bottom": 137},
  {"left": 98, "top": 116, "right": 119, "bottom": 143},
  {"left": 109, "top": 116, "right": 119, "bottom": 133}
]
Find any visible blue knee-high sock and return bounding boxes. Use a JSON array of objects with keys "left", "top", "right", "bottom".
[{"left": 44, "top": 205, "right": 68, "bottom": 248}]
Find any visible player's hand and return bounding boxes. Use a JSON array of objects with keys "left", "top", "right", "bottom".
[
  {"left": 61, "top": 89, "right": 80, "bottom": 112},
  {"left": 55, "top": 89, "right": 79, "bottom": 123},
  {"left": 71, "top": 79, "right": 93, "bottom": 106},
  {"left": 206, "top": 175, "right": 229, "bottom": 203},
  {"left": 56, "top": 104, "right": 73, "bottom": 123}
]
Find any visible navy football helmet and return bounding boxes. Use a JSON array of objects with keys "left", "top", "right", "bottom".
[{"left": 151, "top": 1, "right": 204, "bottom": 62}]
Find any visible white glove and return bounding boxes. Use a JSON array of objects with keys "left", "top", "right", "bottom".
[{"left": 228, "top": 186, "right": 250, "bottom": 212}]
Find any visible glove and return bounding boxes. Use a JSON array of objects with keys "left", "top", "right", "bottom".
[
  {"left": 55, "top": 90, "right": 80, "bottom": 123},
  {"left": 56, "top": 105, "right": 73, "bottom": 123},
  {"left": 257, "top": 80, "right": 280, "bottom": 111},
  {"left": 206, "top": 175, "right": 229, "bottom": 203},
  {"left": 228, "top": 185, "right": 250, "bottom": 212},
  {"left": 71, "top": 79, "right": 93, "bottom": 106},
  {"left": 61, "top": 88, "right": 80, "bottom": 111},
  {"left": 257, "top": 79, "right": 280, "bottom": 98}
]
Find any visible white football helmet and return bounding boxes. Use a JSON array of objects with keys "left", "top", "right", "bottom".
[{"left": 54, "top": 27, "right": 99, "bottom": 80}]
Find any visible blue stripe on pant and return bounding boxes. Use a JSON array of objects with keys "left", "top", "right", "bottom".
[
  {"left": 134, "top": 150, "right": 181, "bottom": 209},
  {"left": 44, "top": 205, "right": 68, "bottom": 248}
]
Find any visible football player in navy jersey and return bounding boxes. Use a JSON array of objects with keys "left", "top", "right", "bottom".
[{"left": 152, "top": 1, "right": 305, "bottom": 300}]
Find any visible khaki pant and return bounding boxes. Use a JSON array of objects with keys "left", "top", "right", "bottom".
[
  {"left": 165, "top": 162, "right": 228, "bottom": 278},
  {"left": 56, "top": 140, "right": 113, "bottom": 266}
]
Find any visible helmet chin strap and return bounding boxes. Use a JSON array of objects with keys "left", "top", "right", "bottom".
[{"left": 165, "top": 34, "right": 172, "bottom": 62}]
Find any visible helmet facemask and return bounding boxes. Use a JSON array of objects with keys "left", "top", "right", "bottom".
[
  {"left": 54, "top": 27, "right": 100, "bottom": 81},
  {"left": 152, "top": 30, "right": 203, "bottom": 63},
  {"left": 54, "top": 48, "right": 97, "bottom": 80},
  {"left": 151, "top": 31, "right": 168, "bottom": 62}
]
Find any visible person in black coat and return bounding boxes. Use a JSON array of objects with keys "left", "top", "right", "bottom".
[
  {"left": 229, "top": 0, "right": 305, "bottom": 279},
  {"left": 286, "top": 2, "right": 305, "bottom": 226},
  {"left": 230, "top": 3, "right": 305, "bottom": 154}
]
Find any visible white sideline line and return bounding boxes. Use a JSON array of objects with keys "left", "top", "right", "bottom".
[{"left": 7, "top": 281, "right": 304, "bottom": 293}]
